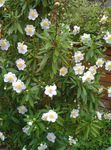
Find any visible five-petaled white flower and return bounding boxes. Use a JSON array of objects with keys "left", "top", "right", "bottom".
[
  {"left": 0, "top": 0, "right": 6, "bottom": 7},
  {"left": 44, "top": 84, "right": 57, "bottom": 97},
  {"left": 12, "top": 79, "right": 26, "bottom": 93},
  {"left": 80, "top": 33, "right": 91, "bottom": 44},
  {"left": 100, "top": 15, "right": 108, "bottom": 24},
  {"left": 70, "top": 109, "right": 79, "bottom": 119},
  {"left": 73, "top": 25, "right": 80, "bottom": 35},
  {"left": 16, "top": 58, "right": 26, "bottom": 70},
  {"left": 0, "top": 39, "right": 10, "bottom": 51},
  {"left": 0, "top": 131, "right": 5, "bottom": 141},
  {"left": 28, "top": 9, "right": 39, "bottom": 21},
  {"left": 38, "top": 143, "right": 47, "bottom": 150},
  {"left": 73, "top": 63, "right": 85, "bottom": 75},
  {"left": 42, "top": 110, "right": 58, "bottom": 123},
  {"left": 73, "top": 51, "right": 84, "bottom": 63},
  {"left": 89, "top": 65, "right": 97, "bottom": 75},
  {"left": 40, "top": 18, "right": 51, "bottom": 30},
  {"left": 59, "top": 67, "right": 68, "bottom": 76},
  {"left": 4, "top": 72, "right": 17, "bottom": 83},
  {"left": 46, "top": 132, "right": 56, "bottom": 143},
  {"left": 103, "top": 32, "right": 111, "bottom": 44},
  {"left": 17, "top": 105, "right": 28, "bottom": 115},
  {"left": 96, "top": 58, "right": 104, "bottom": 68},
  {"left": 17, "top": 42, "right": 28, "bottom": 54},
  {"left": 25, "top": 25, "right": 35, "bottom": 37},
  {"left": 105, "top": 60, "right": 111, "bottom": 71},
  {"left": 46, "top": 110, "right": 58, "bottom": 122},
  {"left": 82, "top": 71, "right": 94, "bottom": 83}
]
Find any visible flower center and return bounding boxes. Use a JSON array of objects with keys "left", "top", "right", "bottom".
[
  {"left": 27, "top": 28, "right": 32, "bottom": 33},
  {"left": 8, "top": 76, "right": 13, "bottom": 81},
  {"left": 1, "top": 41, "right": 6, "bottom": 47},
  {"left": 18, "top": 63, "right": 23, "bottom": 68},
  {"left": 48, "top": 88, "right": 53, "bottom": 94},
  {"left": 43, "top": 21, "right": 49, "bottom": 27},
  {"left": 108, "top": 36, "right": 111, "bottom": 41},
  {"left": 49, "top": 114, "right": 54, "bottom": 119},
  {"left": 31, "top": 12, "right": 36, "bottom": 17},
  {"left": 16, "top": 84, "right": 22, "bottom": 89}
]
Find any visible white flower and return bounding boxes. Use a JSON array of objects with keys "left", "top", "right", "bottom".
[
  {"left": 100, "top": 15, "right": 108, "bottom": 24},
  {"left": 22, "top": 146, "right": 27, "bottom": 150},
  {"left": 96, "top": 58, "right": 104, "bottom": 68},
  {"left": 28, "top": 9, "right": 39, "bottom": 21},
  {"left": 105, "top": 60, "right": 111, "bottom": 71},
  {"left": 12, "top": 79, "right": 26, "bottom": 93},
  {"left": 38, "top": 143, "right": 47, "bottom": 150},
  {"left": 70, "top": 109, "right": 79, "bottom": 119},
  {"left": 73, "top": 25, "right": 80, "bottom": 35},
  {"left": 22, "top": 126, "right": 30, "bottom": 135},
  {"left": 73, "top": 51, "right": 84, "bottom": 63},
  {"left": 0, "top": 0, "right": 5, "bottom": 7},
  {"left": 59, "top": 67, "right": 68, "bottom": 76},
  {"left": 4, "top": 72, "right": 17, "bottom": 83},
  {"left": 42, "top": 110, "right": 58, "bottom": 123},
  {"left": 0, "top": 132, "right": 5, "bottom": 141},
  {"left": 0, "top": 39, "right": 10, "bottom": 51},
  {"left": 16, "top": 58, "right": 26, "bottom": 70},
  {"left": 103, "top": 32, "right": 111, "bottom": 44},
  {"left": 40, "top": 18, "right": 51, "bottom": 30},
  {"left": 44, "top": 84, "right": 57, "bottom": 98},
  {"left": 25, "top": 25, "right": 35, "bottom": 37},
  {"left": 46, "top": 110, "right": 58, "bottom": 122},
  {"left": 68, "top": 136, "right": 77, "bottom": 145},
  {"left": 98, "top": 86, "right": 104, "bottom": 94},
  {"left": 104, "top": 113, "right": 111, "bottom": 120},
  {"left": 89, "top": 65, "right": 97, "bottom": 75},
  {"left": 17, "top": 105, "right": 28, "bottom": 114},
  {"left": 46, "top": 132, "right": 56, "bottom": 143},
  {"left": 82, "top": 71, "right": 94, "bottom": 83},
  {"left": 73, "top": 63, "right": 85, "bottom": 75},
  {"left": 17, "top": 42, "right": 28, "bottom": 54},
  {"left": 81, "top": 33, "right": 91, "bottom": 44},
  {"left": 96, "top": 111, "right": 102, "bottom": 120},
  {"left": 41, "top": 113, "right": 48, "bottom": 121},
  {"left": 108, "top": 87, "right": 111, "bottom": 97}
]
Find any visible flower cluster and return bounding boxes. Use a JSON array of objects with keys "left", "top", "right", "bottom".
[{"left": 4, "top": 72, "right": 26, "bottom": 93}]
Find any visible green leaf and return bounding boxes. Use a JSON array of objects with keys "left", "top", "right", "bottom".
[
  {"left": 16, "top": 23, "right": 23, "bottom": 34},
  {"left": 38, "top": 54, "right": 49, "bottom": 72}
]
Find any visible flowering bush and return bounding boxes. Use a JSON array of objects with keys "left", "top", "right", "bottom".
[{"left": 0, "top": 0, "right": 111, "bottom": 150}]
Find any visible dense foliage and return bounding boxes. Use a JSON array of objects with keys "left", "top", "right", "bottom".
[{"left": 0, "top": 0, "right": 111, "bottom": 150}]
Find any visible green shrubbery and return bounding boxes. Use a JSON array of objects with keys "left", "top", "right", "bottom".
[{"left": 0, "top": 0, "right": 111, "bottom": 150}]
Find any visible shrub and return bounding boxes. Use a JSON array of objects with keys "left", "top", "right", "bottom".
[{"left": 0, "top": 0, "right": 111, "bottom": 150}]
